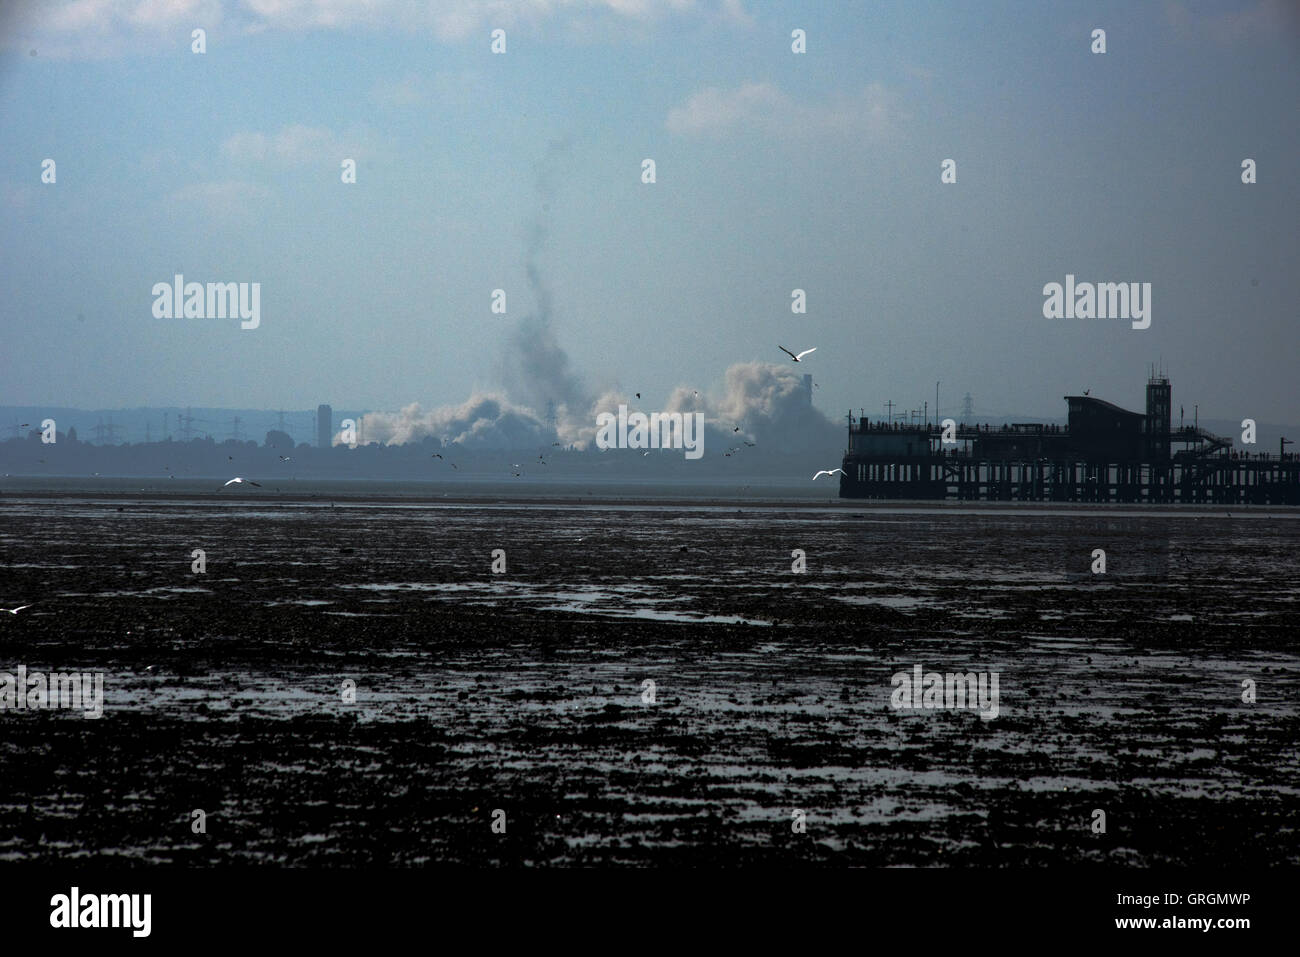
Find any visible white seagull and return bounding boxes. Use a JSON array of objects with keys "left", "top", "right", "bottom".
[
  {"left": 3, "top": 604, "right": 33, "bottom": 615},
  {"left": 779, "top": 345, "right": 816, "bottom": 362},
  {"left": 222, "top": 477, "right": 262, "bottom": 488},
  {"left": 812, "top": 468, "right": 845, "bottom": 480}
]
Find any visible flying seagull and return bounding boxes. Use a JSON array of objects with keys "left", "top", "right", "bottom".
[
  {"left": 432, "top": 453, "right": 443, "bottom": 459},
  {"left": 222, "top": 477, "right": 261, "bottom": 488},
  {"left": 2, "top": 604, "right": 33, "bottom": 615},
  {"left": 813, "top": 468, "right": 845, "bottom": 480},
  {"left": 1083, "top": 389, "right": 1091, "bottom": 396},
  {"left": 779, "top": 345, "right": 816, "bottom": 362}
]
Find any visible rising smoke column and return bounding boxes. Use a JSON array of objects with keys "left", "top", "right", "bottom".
[{"left": 496, "top": 136, "right": 593, "bottom": 439}]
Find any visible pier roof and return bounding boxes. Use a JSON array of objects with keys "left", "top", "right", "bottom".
[{"left": 1063, "top": 395, "right": 1144, "bottom": 419}]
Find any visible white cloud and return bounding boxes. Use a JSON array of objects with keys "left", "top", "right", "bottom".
[
  {"left": 717, "top": 0, "right": 751, "bottom": 27},
  {"left": 8, "top": 0, "right": 225, "bottom": 58},
  {"left": 46, "top": 0, "right": 116, "bottom": 32},
  {"left": 219, "top": 124, "right": 373, "bottom": 166},
  {"left": 5, "top": 0, "right": 746, "bottom": 56},
  {"left": 126, "top": 0, "right": 220, "bottom": 28},
  {"left": 666, "top": 81, "right": 904, "bottom": 142},
  {"left": 166, "top": 179, "right": 272, "bottom": 220}
]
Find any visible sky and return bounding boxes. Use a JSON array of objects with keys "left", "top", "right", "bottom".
[{"left": 2, "top": 0, "right": 1297, "bottom": 442}]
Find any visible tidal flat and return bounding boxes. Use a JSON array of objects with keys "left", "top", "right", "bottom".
[{"left": 1, "top": 495, "right": 1296, "bottom": 866}]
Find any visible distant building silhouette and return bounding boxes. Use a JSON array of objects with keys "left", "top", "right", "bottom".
[{"left": 317, "top": 404, "right": 332, "bottom": 448}]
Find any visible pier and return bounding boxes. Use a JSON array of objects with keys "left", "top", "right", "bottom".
[{"left": 840, "top": 376, "right": 1300, "bottom": 505}]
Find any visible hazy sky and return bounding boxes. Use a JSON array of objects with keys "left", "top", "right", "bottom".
[{"left": 3, "top": 0, "right": 1297, "bottom": 428}]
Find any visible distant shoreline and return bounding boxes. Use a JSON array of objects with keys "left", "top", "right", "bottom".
[{"left": 1, "top": 485, "right": 1296, "bottom": 516}]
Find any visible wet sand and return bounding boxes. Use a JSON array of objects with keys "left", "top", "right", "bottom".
[{"left": 1, "top": 496, "right": 1297, "bottom": 865}]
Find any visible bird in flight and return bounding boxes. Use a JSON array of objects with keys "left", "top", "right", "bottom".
[
  {"left": 812, "top": 468, "right": 845, "bottom": 480},
  {"left": 1083, "top": 389, "right": 1091, "bottom": 396},
  {"left": 222, "top": 477, "right": 261, "bottom": 488},
  {"left": 779, "top": 345, "right": 816, "bottom": 362},
  {"left": 279, "top": 455, "right": 291, "bottom": 461},
  {"left": 432, "top": 453, "right": 443, "bottom": 459},
  {"left": 635, "top": 393, "right": 641, "bottom": 399},
  {"left": 2, "top": 604, "right": 33, "bottom": 615}
]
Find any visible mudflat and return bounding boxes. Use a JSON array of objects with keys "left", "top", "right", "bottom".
[{"left": 1, "top": 497, "right": 1296, "bottom": 865}]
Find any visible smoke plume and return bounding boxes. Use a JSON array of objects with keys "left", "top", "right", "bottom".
[{"left": 350, "top": 143, "right": 843, "bottom": 457}]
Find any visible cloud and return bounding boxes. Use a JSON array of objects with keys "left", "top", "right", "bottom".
[
  {"left": 5, "top": 0, "right": 747, "bottom": 56},
  {"left": 717, "top": 0, "right": 752, "bottom": 27},
  {"left": 219, "top": 124, "right": 372, "bottom": 166},
  {"left": 125, "top": 0, "right": 221, "bottom": 29},
  {"left": 666, "top": 81, "right": 904, "bottom": 142},
  {"left": 5, "top": 0, "right": 225, "bottom": 58},
  {"left": 165, "top": 179, "right": 272, "bottom": 220}
]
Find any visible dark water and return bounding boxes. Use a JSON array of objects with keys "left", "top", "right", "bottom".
[{"left": 0, "top": 490, "right": 1297, "bottom": 865}]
